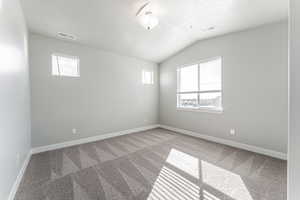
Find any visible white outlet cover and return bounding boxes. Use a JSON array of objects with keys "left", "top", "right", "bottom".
[{"left": 72, "top": 128, "right": 77, "bottom": 134}]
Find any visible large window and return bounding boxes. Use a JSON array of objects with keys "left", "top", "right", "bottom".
[
  {"left": 52, "top": 54, "right": 80, "bottom": 77},
  {"left": 177, "top": 57, "right": 222, "bottom": 112}
]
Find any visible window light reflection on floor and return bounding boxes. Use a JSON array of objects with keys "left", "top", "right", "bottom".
[
  {"left": 203, "top": 190, "right": 221, "bottom": 200},
  {"left": 147, "top": 166, "right": 200, "bottom": 200},
  {"left": 166, "top": 148, "right": 199, "bottom": 179},
  {"left": 201, "top": 160, "right": 253, "bottom": 200},
  {"left": 147, "top": 148, "right": 253, "bottom": 200}
]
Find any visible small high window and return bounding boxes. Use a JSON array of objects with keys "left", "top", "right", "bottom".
[
  {"left": 142, "top": 70, "right": 154, "bottom": 85},
  {"left": 177, "top": 57, "right": 222, "bottom": 112},
  {"left": 52, "top": 54, "right": 80, "bottom": 77}
]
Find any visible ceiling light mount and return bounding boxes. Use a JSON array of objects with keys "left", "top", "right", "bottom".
[
  {"left": 136, "top": 2, "right": 159, "bottom": 30},
  {"left": 57, "top": 32, "right": 77, "bottom": 41}
]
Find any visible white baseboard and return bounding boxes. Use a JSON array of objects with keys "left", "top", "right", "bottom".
[
  {"left": 31, "top": 124, "right": 160, "bottom": 154},
  {"left": 6, "top": 123, "right": 286, "bottom": 200},
  {"left": 159, "top": 124, "right": 287, "bottom": 160},
  {"left": 8, "top": 152, "right": 31, "bottom": 200}
]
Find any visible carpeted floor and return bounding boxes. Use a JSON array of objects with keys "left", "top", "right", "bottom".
[{"left": 15, "top": 128, "right": 286, "bottom": 200}]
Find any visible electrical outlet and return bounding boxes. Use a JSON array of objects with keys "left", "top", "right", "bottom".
[
  {"left": 230, "top": 129, "right": 236, "bottom": 136},
  {"left": 72, "top": 128, "right": 77, "bottom": 134}
]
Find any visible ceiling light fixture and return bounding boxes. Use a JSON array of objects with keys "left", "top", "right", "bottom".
[
  {"left": 139, "top": 11, "right": 159, "bottom": 30},
  {"left": 136, "top": 2, "right": 159, "bottom": 30}
]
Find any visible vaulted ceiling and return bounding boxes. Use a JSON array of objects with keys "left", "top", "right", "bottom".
[{"left": 21, "top": 0, "right": 288, "bottom": 63}]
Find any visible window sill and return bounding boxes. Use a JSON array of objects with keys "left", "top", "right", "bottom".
[{"left": 177, "top": 107, "right": 223, "bottom": 114}]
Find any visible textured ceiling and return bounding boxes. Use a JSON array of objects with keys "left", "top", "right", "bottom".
[{"left": 21, "top": 0, "right": 288, "bottom": 63}]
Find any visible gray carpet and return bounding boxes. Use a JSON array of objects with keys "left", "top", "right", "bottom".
[{"left": 15, "top": 128, "right": 286, "bottom": 200}]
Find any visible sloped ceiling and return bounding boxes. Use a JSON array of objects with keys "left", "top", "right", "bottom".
[{"left": 21, "top": 0, "right": 288, "bottom": 63}]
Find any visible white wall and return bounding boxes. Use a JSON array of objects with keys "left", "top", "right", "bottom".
[
  {"left": 0, "top": 0, "right": 31, "bottom": 199},
  {"left": 289, "top": 0, "right": 300, "bottom": 198},
  {"left": 29, "top": 34, "right": 158, "bottom": 147},
  {"left": 159, "top": 22, "right": 288, "bottom": 153}
]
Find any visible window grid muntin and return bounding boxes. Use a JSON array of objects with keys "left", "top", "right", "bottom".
[{"left": 177, "top": 58, "right": 222, "bottom": 110}]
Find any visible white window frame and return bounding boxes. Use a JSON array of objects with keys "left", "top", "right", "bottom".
[
  {"left": 142, "top": 70, "right": 154, "bottom": 85},
  {"left": 177, "top": 57, "right": 223, "bottom": 113},
  {"left": 52, "top": 53, "right": 80, "bottom": 77}
]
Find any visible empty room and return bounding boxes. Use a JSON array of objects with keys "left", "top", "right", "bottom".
[{"left": 2, "top": 0, "right": 300, "bottom": 199}]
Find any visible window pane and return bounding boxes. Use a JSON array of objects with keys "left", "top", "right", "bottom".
[
  {"left": 200, "top": 58, "right": 221, "bottom": 91},
  {"left": 59, "top": 56, "right": 79, "bottom": 77},
  {"left": 199, "top": 92, "right": 222, "bottom": 109},
  {"left": 142, "top": 70, "right": 154, "bottom": 84},
  {"left": 52, "top": 54, "right": 79, "bottom": 77},
  {"left": 52, "top": 55, "right": 59, "bottom": 75},
  {"left": 178, "top": 93, "right": 198, "bottom": 109},
  {"left": 179, "top": 65, "right": 198, "bottom": 92}
]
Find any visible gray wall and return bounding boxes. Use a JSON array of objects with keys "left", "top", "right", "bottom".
[
  {"left": 0, "top": 0, "right": 31, "bottom": 199},
  {"left": 159, "top": 22, "right": 288, "bottom": 153},
  {"left": 29, "top": 34, "right": 158, "bottom": 147},
  {"left": 289, "top": 0, "right": 300, "bottom": 198}
]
